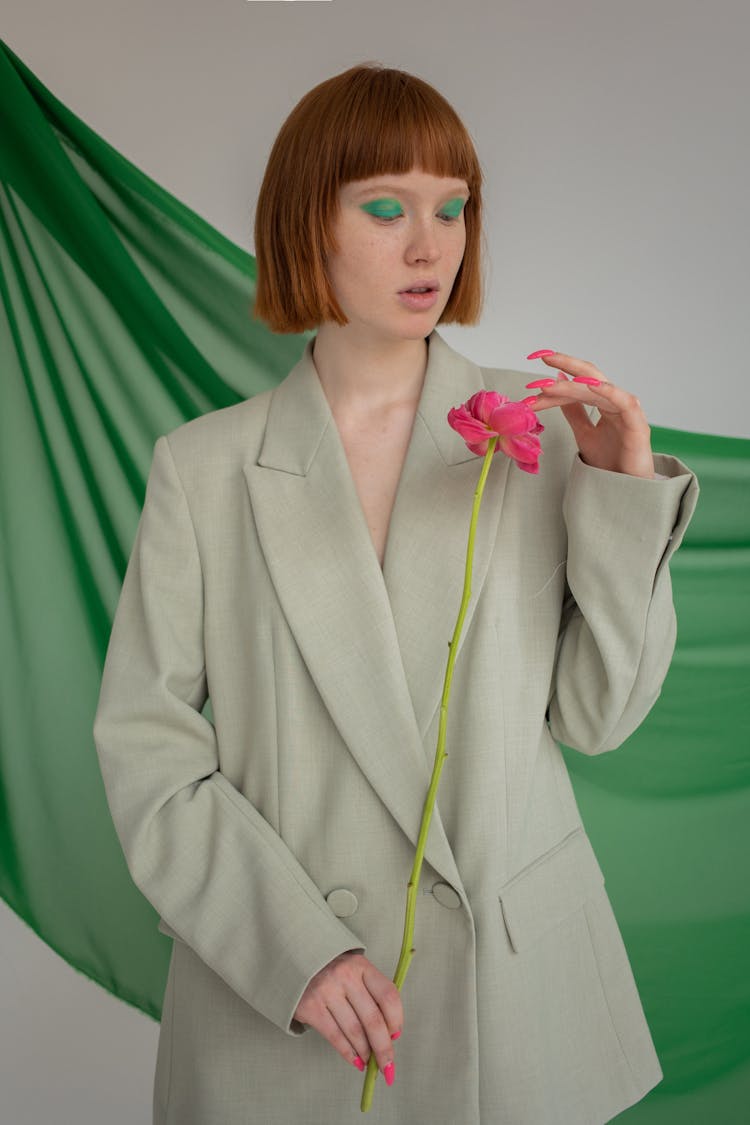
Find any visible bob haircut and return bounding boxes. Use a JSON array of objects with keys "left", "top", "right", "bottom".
[{"left": 252, "top": 63, "right": 486, "bottom": 334}]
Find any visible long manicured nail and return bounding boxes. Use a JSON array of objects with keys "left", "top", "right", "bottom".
[
  {"left": 526, "top": 349, "right": 557, "bottom": 359},
  {"left": 384, "top": 1061, "right": 395, "bottom": 1086},
  {"left": 525, "top": 378, "right": 556, "bottom": 388},
  {"left": 522, "top": 395, "right": 538, "bottom": 405},
  {"left": 572, "top": 375, "right": 601, "bottom": 386},
  {"left": 390, "top": 1030, "right": 401, "bottom": 1041},
  {"left": 352, "top": 1056, "right": 366, "bottom": 1072}
]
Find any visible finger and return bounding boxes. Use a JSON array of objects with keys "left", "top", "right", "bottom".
[
  {"left": 313, "top": 1001, "right": 372, "bottom": 1072},
  {"left": 559, "top": 401, "right": 596, "bottom": 447},
  {"left": 537, "top": 351, "right": 606, "bottom": 381},
  {"left": 350, "top": 987, "right": 397, "bottom": 1081},
  {"left": 581, "top": 381, "right": 650, "bottom": 430},
  {"left": 362, "top": 964, "right": 404, "bottom": 1043},
  {"left": 529, "top": 378, "right": 628, "bottom": 417},
  {"left": 552, "top": 379, "right": 650, "bottom": 432},
  {"left": 325, "top": 993, "right": 378, "bottom": 1069}
]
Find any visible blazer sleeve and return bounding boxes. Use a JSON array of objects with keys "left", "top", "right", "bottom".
[
  {"left": 547, "top": 450, "right": 699, "bottom": 754},
  {"left": 93, "top": 435, "right": 366, "bottom": 1037}
]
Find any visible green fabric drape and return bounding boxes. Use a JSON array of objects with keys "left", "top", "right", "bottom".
[{"left": 1, "top": 39, "right": 748, "bottom": 1123}]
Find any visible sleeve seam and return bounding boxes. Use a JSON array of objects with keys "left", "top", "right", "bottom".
[{"left": 161, "top": 434, "right": 204, "bottom": 578}]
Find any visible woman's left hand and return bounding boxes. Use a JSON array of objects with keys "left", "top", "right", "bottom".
[{"left": 525, "top": 351, "right": 655, "bottom": 479}]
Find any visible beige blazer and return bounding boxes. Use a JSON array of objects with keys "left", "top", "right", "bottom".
[{"left": 93, "top": 329, "right": 698, "bottom": 1125}]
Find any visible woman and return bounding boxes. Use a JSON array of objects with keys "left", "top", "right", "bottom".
[{"left": 93, "top": 63, "right": 699, "bottom": 1124}]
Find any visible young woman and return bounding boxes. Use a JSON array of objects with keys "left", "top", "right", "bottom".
[{"left": 93, "top": 63, "right": 699, "bottom": 1125}]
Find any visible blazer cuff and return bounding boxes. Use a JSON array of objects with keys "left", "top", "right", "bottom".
[
  {"left": 565, "top": 452, "right": 699, "bottom": 570},
  {"left": 157, "top": 910, "right": 366, "bottom": 1039}
]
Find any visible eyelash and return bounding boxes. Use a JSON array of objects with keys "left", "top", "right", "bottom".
[{"left": 372, "top": 211, "right": 462, "bottom": 224}]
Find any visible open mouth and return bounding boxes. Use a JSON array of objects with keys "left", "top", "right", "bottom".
[{"left": 398, "top": 279, "right": 440, "bottom": 294}]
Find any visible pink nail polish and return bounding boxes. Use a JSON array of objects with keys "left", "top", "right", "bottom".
[
  {"left": 526, "top": 349, "right": 557, "bottom": 360},
  {"left": 391, "top": 1030, "right": 401, "bottom": 1041},
  {"left": 572, "top": 375, "right": 601, "bottom": 386},
  {"left": 525, "top": 378, "right": 556, "bottom": 388},
  {"left": 384, "top": 1061, "right": 395, "bottom": 1086},
  {"left": 353, "top": 1056, "right": 366, "bottom": 1072},
  {"left": 521, "top": 395, "right": 538, "bottom": 405}
]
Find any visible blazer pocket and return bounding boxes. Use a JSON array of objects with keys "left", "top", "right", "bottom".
[{"left": 498, "top": 828, "right": 605, "bottom": 953}]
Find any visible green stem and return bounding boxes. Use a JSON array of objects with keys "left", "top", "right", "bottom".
[{"left": 360, "top": 435, "right": 499, "bottom": 1112}]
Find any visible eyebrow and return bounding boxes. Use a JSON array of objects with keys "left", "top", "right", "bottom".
[{"left": 352, "top": 184, "right": 470, "bottom": 200}]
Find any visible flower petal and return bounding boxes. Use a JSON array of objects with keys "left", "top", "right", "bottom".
[
  {"left": 447, "top": 405, "right": 492, "bottom": 444},
  {"left": 466, "top": 439, "right": 490, "bottom": 456},
  {"left": 465, "top": 390, "right": 509, "bottom": 426},
  {"left": 498, "top": 432, "right": 543, "bottom": 472},
  {"left": 488, "top": 401, "right": 539, "bottom": 436}
]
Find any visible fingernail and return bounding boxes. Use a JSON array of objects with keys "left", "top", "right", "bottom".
[
  {"left": 572, "top": 375, "right": 601, "bottom": 386},
  {"left": 384, "top": 1061, "right": 395, "bottom": 1086},
  {"left": 353, "top": 1056, "right": 366, "bottom": 1072},
  {"left": 526, "top": 349, "right": 557, "bottom": 359},
  {"left": 525, "top": 378, "right": 556, "bottom": 388},
  {"left": 390, "top": 1030, "right": 401, "bottom": 1041},
  {"left": 521, "top": 395, "right": 538, "bottom": 405}
]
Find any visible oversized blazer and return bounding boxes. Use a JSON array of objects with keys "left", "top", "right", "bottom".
[{"left": 93, "top": 328, "right": 699, "bottom": 1125}]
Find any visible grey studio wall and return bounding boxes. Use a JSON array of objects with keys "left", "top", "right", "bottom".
[{"left": 1, "top": 2, "right": 748, "bottom": 1123}]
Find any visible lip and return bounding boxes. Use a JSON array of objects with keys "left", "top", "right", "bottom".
[
  {"left": 398, "top": 279, "right": 440, "bottom": 293},
  {"left": 398, "top": 290, "right": 439, "bottom": 311}
]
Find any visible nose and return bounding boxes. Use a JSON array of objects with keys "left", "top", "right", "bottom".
[{"left": 405, "top": 218, "right": 442, "bottom": 263}]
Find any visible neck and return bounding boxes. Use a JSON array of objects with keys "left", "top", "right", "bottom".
[{"left": 311, "top": 325, "right": 430, "bottom": 413}]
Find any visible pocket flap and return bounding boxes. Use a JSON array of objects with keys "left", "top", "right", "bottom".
[
  {"left": 157, "top": 916, "right": 183, "bottom": 942},
  {"left": 498, "top": 828, "right": 605, "bottom": 953}
]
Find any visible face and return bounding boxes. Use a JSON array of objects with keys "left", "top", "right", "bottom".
[{"left": 323, "top": 168, "right": 470, "bottom": 342}]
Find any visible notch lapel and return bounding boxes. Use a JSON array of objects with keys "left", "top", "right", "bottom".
[{"left": 381, "top": 334, "right": 511, "bottom": 743}]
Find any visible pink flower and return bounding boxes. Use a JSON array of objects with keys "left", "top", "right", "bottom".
[{"left": 447, "top": 390, "right": 544, "bottom": 474}]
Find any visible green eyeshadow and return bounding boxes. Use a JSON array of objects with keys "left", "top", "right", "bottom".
[
  {"left": 441, "top": 198, "right": 466, "bottom": 217},
  {"left": 360, "top": 197, "right": 466, "bottom": 217},
  {"left": 360, "top": 199, "right": 402, "bottom": 216}
]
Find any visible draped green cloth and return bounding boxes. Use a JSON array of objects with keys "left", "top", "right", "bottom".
[{"left": 1, "top": 39, "right": 748, "bottom": 1123}]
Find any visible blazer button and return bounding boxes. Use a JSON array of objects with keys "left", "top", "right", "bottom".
[
  {"left": 431, "top": 882, "right": 461, "bottom": 909},
  {"left": 326, "top": 888, "right": 359, "bottom": 918}
]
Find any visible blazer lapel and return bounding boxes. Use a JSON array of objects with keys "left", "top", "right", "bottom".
[
  {"left": 243, "top": 330, "right": 509, "bottom": 893},
  {"left": 381, "top": 333, "right": 510, "bottom": 742}
]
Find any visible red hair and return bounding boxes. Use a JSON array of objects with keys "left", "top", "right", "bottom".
[{"left": 252, "top": 62, "right": 486, "bottom": 333}]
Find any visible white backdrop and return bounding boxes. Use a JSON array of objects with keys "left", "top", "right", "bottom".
[{"left": 2, "top": 1, "right": 748, "bottom": 1122}]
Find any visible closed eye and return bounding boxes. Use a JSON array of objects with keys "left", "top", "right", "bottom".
[{"left": 374, "top": 212, "right": 461, "bottom": 224}]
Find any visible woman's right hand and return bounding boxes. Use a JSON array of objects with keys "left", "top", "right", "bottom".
[{"left": 293, "top": 950, "right": 403, "bottom": 1083}]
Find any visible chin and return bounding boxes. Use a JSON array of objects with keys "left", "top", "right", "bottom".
[{"left": 395, "top": 323, "right": 437, "bottom": 342}]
